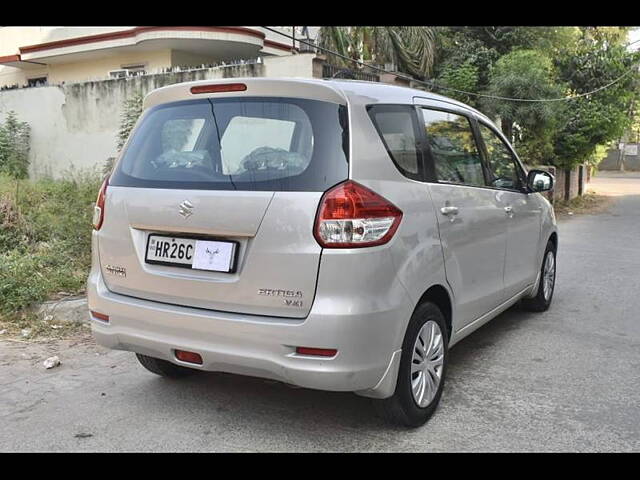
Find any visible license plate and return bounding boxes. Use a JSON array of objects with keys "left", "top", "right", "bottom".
[{"left": 145, "top": 235, "right": 237, "bottom": 273}]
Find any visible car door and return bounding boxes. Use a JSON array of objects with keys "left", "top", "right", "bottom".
[
  {"left": 416, "top": 104, "right": 508, "bottom": 329},
  {"left": 476, "top": 121, "right": 543, "bottom": 299}
]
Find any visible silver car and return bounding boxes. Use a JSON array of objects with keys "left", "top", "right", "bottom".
[{"left": 88, "top": 78, "right": 557, "bottom": 427}]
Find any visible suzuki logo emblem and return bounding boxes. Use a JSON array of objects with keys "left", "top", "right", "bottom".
[{"left": 179, "top": 200, "right": 194, "bottom": 218}]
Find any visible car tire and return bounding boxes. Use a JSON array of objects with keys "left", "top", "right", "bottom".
[
  {"left": 521, "top": 240, "right": 556, "bottom": 312},
  {"left": 135, "top": 353, "right": 196, "bottom": 378},
  {"left": 373, "top": 302, "right": 449, "bottom": 428}
]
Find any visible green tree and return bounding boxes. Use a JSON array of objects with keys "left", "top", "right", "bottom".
[
  {"left": 432, "top": 35, "right": 494, "bottom": 108},
  {"left": 0, "top": 111, "right": 31, "bottom": 179},
  {"left": 436, "top": 60, "right": 480, "bottom": 106},
  {"left": 431, "top": 26, "right": 640, "bottom": 171},
  {"left": 317, "top": 26, "right": 437, "bottom": 78},
  {"left": 482, "top": 50, "right": 565, "bottom": 165},
  {"left": 552, "top": 31, "right": 640, "bottom": 169},
  {"left": 432, "top": 27, "right": 578, "bottom": 109},
  {"left": 445, "top": 27, "right": 579, "bottom": 56}
]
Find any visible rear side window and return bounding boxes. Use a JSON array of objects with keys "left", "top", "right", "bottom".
[
  {"left": 420, "top": 108, "right": 485, "bottom": 187},
  {"left": 110, "top": 97, "right": 349, "bottom": 191},
  {"left": 367, "top": 105, "right": 421, "bottom": 180}
]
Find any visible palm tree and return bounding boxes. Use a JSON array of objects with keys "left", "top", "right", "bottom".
[{"left": 316, "top": 26, "right": 437, "bottom": 79}]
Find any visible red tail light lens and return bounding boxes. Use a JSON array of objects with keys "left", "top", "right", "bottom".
[
  {"left": 92, "top": 177, "right": 109, "bottom": 230},
  {"left": 190, "top": 83, "right": 247, "bottom": 94},
  {"left": 314, "top": 180, "right": 403, "bottom": 248},
  {"left": 175, "top": 350, "right": 203, "bottom": 365}
]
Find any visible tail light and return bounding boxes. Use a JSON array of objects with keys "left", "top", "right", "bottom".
[
  {"left": 92, "top": 177, "right": 109, "bottom": 230},
  {"left": 314, "top": 180, "right": 402, "bottom": 248}
]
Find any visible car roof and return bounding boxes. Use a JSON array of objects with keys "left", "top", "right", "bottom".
[
  {"left": 143, "top": 77, "right": 490, "bottom": 122},
  {"left": 325, "top": 78, "right": 491, "bottom": 119}
]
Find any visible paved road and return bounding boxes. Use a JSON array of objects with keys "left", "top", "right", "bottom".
[{"left": 1, "top": 172, "right": 639, "bottom": 452}]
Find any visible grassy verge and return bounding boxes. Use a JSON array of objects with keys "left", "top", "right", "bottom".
[
  {"left": 0, "top": 173, "right": 101, "bottom": 336},
  {"left": 553, "top": 191, "right": 612, "bottom": 218}
]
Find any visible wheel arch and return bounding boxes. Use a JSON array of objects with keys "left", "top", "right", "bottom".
[
  {"left": 416, "top": 284, "right": 453, "bottom": 341},
  {"left": 548, "top": 231, "right": 558, "bottom": 251}
]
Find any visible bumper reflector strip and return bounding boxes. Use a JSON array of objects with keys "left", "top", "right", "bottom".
[
  {"left": 90, "top": 310, "right": 109, "bottom": 323},
  {"left": 295, "top": 347, "right": 338, "bottom": 357},
  {"left": 175, "top": 350, "right": 203, "bottom": 365}
]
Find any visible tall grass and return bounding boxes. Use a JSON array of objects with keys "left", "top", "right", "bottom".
[{"left": 0, "top": 173, "right": 102, "bottom": 319}]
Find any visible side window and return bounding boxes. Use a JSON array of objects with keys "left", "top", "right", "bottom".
[
  {"left": 367, "top": 105, "right": 421, "bottom": 179},
  {"left": 420, "top": 108, "right": 485, "bottom": 187},
  {"left": 478, "top": 123, "right": 522, "bottom": 190}
]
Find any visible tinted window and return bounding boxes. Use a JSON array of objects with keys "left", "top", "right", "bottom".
[
  {"left": 110, "top": 97, "right": 349, "bottom": 192},
  {"left": 420, "top": 109, "right": 485, "bottom": 187},
  {"left": 367, "top": 105, "right": 421, "bottom": 179},
  {"left": 478, "top": 123, "right": 522, "bottom": 190}
]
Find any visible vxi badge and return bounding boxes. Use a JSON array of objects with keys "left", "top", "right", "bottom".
[
  {"left": 105, "top": 264, "right": 127, "bottom": 277},
  {"left": 257, "top": 288, "right": 304, "bottom": 307}
]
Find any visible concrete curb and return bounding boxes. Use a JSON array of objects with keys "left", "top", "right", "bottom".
[{"left": 37, "top": 297, "right": 89, "bottom": 325}]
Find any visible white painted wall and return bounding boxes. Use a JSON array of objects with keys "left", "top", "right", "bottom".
[
  {"left": 263, "top": 53, "right": 316, "bottom": 78},
  {"left": 0, "top": 85, "right": 113, "bottom": 177}
]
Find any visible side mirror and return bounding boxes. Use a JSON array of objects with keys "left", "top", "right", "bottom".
[{"left": 527, "top": 169, "right": 554, "bottom": 193}]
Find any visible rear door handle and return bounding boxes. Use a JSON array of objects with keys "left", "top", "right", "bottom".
[
  {"left": 440, "top": 206, "right": 459, "bottom": 216},
  {"left": 504, "top": 206, "right": 514, "bottom": 217}
]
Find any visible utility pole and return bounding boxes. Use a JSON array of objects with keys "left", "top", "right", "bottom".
[
  {"left": 292, "top": 26, "right": 296, "bottom": 54},
  {"left": 617, "top": 138, "right": 625, "bottom": 172}
]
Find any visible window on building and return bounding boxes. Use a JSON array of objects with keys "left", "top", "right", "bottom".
[
  {"left": 27, "top": 77, "right": 48, "bottom": 87},
  {"left": 122, "top": 64, "right": 146, "bottom": 76},
  {"left": 110, "top": 64, "right": 147, "bottom": 79}
]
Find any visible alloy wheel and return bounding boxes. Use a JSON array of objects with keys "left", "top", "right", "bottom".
[{"left": 410, "top": 320, "right": 445, "bottom": 408}]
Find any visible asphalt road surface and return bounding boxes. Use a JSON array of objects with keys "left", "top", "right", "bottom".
[{"left": 1, "top": 172, "right": 639, "bottom": 452}]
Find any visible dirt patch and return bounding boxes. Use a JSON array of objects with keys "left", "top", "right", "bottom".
[
  {"left": 0, "top": 312, "right": 90, "bottom": 342},
  {"left": 554, "top": 191, "right": 613, "bottom": 218},
  {"left": 0, "top": 330, "right": 97, "bottom": 366}
]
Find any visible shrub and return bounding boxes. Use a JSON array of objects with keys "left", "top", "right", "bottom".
[
  {"left": 0, "top": 111, "right": 31, "bottom": 179},
  {"left": 116, "top": 92, "right": 144, "bottom": 151}
]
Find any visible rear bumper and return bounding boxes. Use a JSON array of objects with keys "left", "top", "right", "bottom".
[{"left": 87, "top": 269, "right": 410, "bottom": 397}]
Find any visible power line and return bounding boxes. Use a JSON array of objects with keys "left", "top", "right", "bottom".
[{"left": 262, "top": 26, "right": 640, "bottom": 103}]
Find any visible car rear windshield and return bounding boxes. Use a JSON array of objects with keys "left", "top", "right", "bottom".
[{"left": 110, "top": 97, "right": 349, "bottom": 191}]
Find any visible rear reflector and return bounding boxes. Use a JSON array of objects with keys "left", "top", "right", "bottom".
[
  {"left": 90, "top": 310, "right": 109, "bottom": 323},
  {"left": 175, "top": 350, "right": 203, "bottom": 365},
  {"left": 295, "top": 347, "right": 338, "bottom": 357},
  {"left": 190, "top": 83, "right": 247, "bottom": 94}
]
